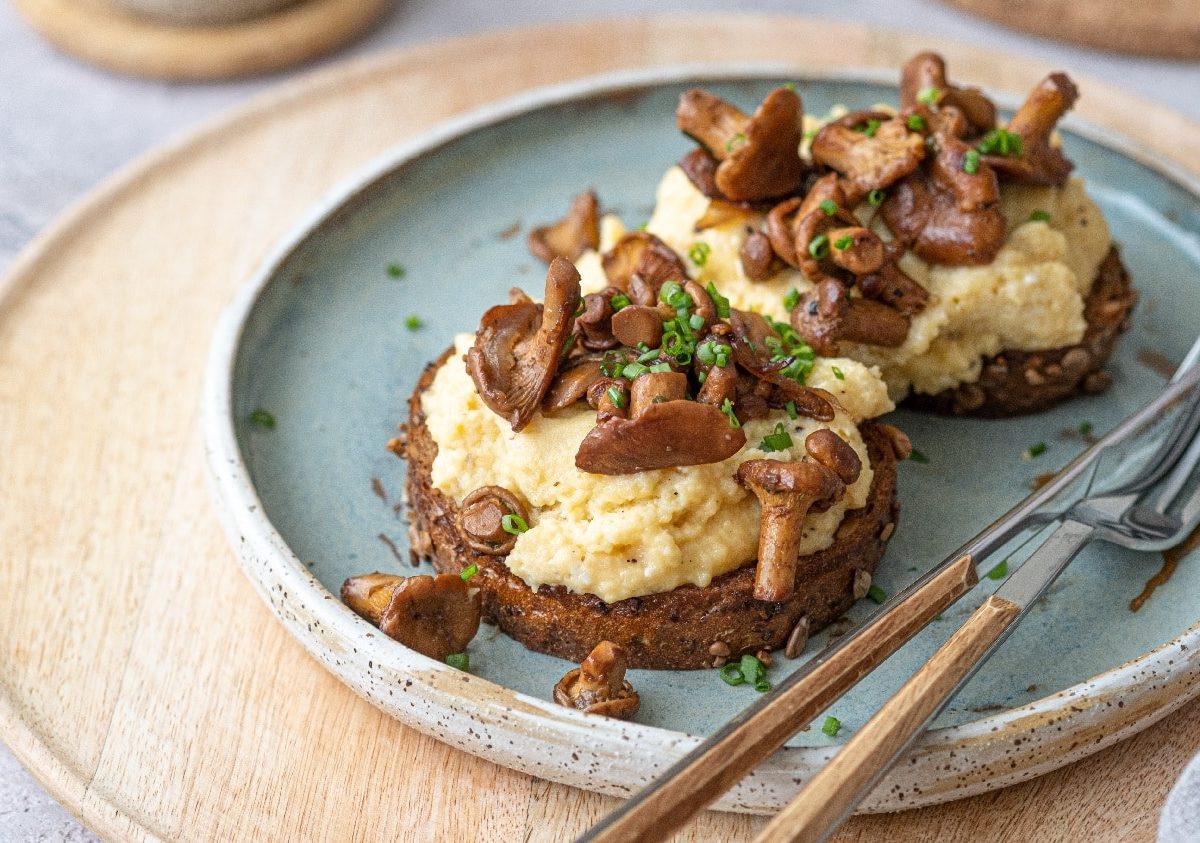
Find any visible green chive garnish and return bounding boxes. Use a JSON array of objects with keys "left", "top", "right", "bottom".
[
  {"left": 909, "top": 449, "right": 929, "bottom": 464},
  {"left": 819, "top": 198, "right": 838, "bottom": 216},
  {"left": 867, "top": 188, "right": 885, "bottom": 206},
  {"left": 446, "top": 652, "right": 469, "bottom": 671},
  {"left": 754, "top": 679, "right": 771, "bottom": 693},
  {"left": 785, "top": 401, "right": 798, "bottom": 420},
  {"left": 387, "top": 262, "right": 405, "bottom": 279},
  {"left": 1079, "top": 420, "right": 1093, "bottom": 436},
  {"left": 1023, "top": 441, "right": 1048, "bottom": 460},
  {"left": 834, "top": 235, "right": 853, "bottom": 251},
  {"left": 962, "top": 149, "right": 981, "bottom": 175},
  {"left": 405, "top": 314, "right": 423, "bottom": 331},
  {"left": 821, "top": 715, "right": 842, "bottom": 737},
  {"left": 706, "top": 282, "right": 731, "bottom": 318},
  {"left": 987, "top": 560, "right": 1009, "bottom": 580},
  {"left": 610, "top": 292, "right": 631, "bottom": 311},
  {"left": 249, "top": 409, "right": 276, "bottom": 430},
  {"left": 977, "top": 128, "right": 1024, "bottom": 157},
  {"left": 720, "top": 663, "right": 744, "bottom": 686},
  {"left": 460, "top": 564, "right": 478, "bottom": 581},
  {"left": 622, "top": 362, "right": 649, "bottom": 380},
  {"left": 808, "top": 233, "right": 830, "bottom": 261},
  {"left": 832, "top": 366, "right": 845, "bottom": 380},
  {"left": 721, "top": 398, "right": 741, "bottom": 429},
  {"left": 759, "top": 422, "right": 794, "bottom": 453},
  {"left": 906, "top": 114, "right": 926, "bottom": 132},
  {"left": 689, "top": 241, "right": 711, "bottom": 267},
  {"left": 501, "top": 513, "right": 528, "bottom": 535},
  {"left": 783, "top": 288, "right": 801, "bottom": 311},
  {"left": 1030, "top": 210, "right": 1051, "bottom": 222},
  {"left": 857, "top": 118, "right": 880, "bottom": 138},
  {"left": 917, "top": 86, "right": 940, "bottom": 106},
  {"left": 606, "top": 385, "right": 625, "bottom": 409},
  {"left": 725, "top": 132, "right": 747, "bottom": 152},
  {"left": 867, "top": 584, "right": 886, "bottom": 604}
]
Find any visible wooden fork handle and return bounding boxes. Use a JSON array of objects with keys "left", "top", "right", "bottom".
[
  {"left": 754, "top": 595, "right": 1022, "bottom": 843},
  {"left": 580, "top": 554, "right": 978, "bottom": 843}
]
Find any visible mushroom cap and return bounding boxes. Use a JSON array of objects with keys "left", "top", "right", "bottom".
[
  {"left": 736, "top": 457, "right": 844, "bottom": 503},
  {"left": 466, "top": 257, "right": 582, "bottom": 431},
  {"left": 677, "top": 88, "right": 751, "bottom": 159},
  {"left": 804, "top": 429, "right": 863, "bottom": 485},
  {"left": 341, "top": 572, "right": 405, "bottom": 625},
  {"left": 575, "top": 291, "right": 619, "bottom": 351},
  {"left": 987, "top": 73, "right": 1078, "bottom": 187},
  {"left": 543, "top": 355, "right": 606, "bottom": 414},
  {"left": 457, "top": 485, "right": 529, "bottom": 556},
  {"left": 527, "top": 190, "right": 600, "bottom": 263},
  {"left": 552, "top": 641, "right": 640, "bottom": 719},
  {"left": 553, "top": 670, "right": 641, "bottom": 719},
  {"left": 715, "top": 88, "right": 807, "bottom": 202},
  {"left": 899, "top": 52, "right": 997, "bottom": 136},
  {"left": 575, "top": 399, "right": 747, "bottom": 475},
  {"left": 601, "top": 232, "right": 690, "bottom": 301},
  {"left": 377, "top": 573, "right": 482, "bottom": 663},
  {"left": 740, "top": 230, "right": 775, "bottom": 281},
  {"left": 726, "top": 309, "right": 836, "bottom": 421},
  {"left": 810, "top": 112, "right": 926, "bottom": 195}
]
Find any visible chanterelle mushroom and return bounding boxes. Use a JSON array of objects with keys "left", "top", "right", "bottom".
[
  {"left": 457, "top": 485, "right": 530, "bottom": 555},
  {"left": 601, "top": 232, "right": 690, "bottom": 303},
  {"left": 736, "top": 458, "right": 845, "bottom": 602},
  {"left": 341, "top": 572, "right": 482, "bottom": 662},
  {"left": 790, "top": 278, "right": 911, "bottom": 357},
  {"left": 527, "top": 190, "right": 600, "bottom": 263},
  {"left": 809, "top": 111, "right": 926, "bottom": 197},
  {"left": 984, "top": 73, "right": 1078, "bottom": 187},
  {"left": 676, "top": 87, "right": 807, "bottom": 202},
  {"left": 899, "top": 52, "right": 997, "bottom": 136},
  {"left": 553, "top": 640, "right": 640, "bottom": 719},
  {"left": 467, "top": 257, "right": 582, "bottom": 431}
]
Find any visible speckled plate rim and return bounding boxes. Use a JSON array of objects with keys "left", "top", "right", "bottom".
[{"left": 201, "top": 63, "right": 1200, "bottom": 814}]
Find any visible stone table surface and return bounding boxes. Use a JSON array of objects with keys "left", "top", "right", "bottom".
[{"left": 1, "top": 0, "right": 1197, "bottom": 839}]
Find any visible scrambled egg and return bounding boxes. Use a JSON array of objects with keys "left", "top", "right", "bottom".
[
  {"left": 639, "top": 166, "right": 1112, "bottom": 399},
  {"left": 422, "top": 336, "right": 889, "bottom": 604}
]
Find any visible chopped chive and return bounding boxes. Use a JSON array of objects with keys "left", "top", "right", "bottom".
[
  {"left": 867, "top": 584, "right": 886, "bottom": 604},
  {"left": 721, "top": 398, "right": 741, "bottom": 429},
  {"left": 867, "top": 188, "right": 885, "bottom": 206},
  {"left": 606, "top": 385, "right": 626, "bottom": 409},
  {"left": 725, "top": 132, "right": 747, "bottom": 152},
  {"left": 610, "top": 292, "right": 631, "bottom": 311},
  {"left": 460, "top": 564, "right": 478, "bottom": 581},
  {"left": 808, "top": 233, "right": 830, "bottom": 261},
  {"left": 783, "top": 287, "right": 801, "bottom": 311},
  {"left": 917, "top": 86, "right": 940, "bottom": 106},
  {"left": 831, "top": 366, "right": 845, "bottom": 380},
  {"left": 977, "top": 128, "right": 1024, "bottom": 158},
  {"left": 501, "top": 513, "right": 528, "bottom": 535},
  {"left": 962, "top": 149, "right": 981, "bottom": 175},
  {"left": 785, "top": 401, "right": 798, "bottom": 420},
  {"left": 622, "top": 362, "right": 649, "bottom": 380},
  {"left": 387, "top": 262, "right": 406, "bottom": 279},
  {"left": 754, "top": 679, "right": 772, "bottom": 693},
  {"left": 446, "top": 652, "right": 469, "bottom": 671},
  {"left": 706, "top": 282, "right": 731, "bottom": 318},
  {"left": 648, "top": 361, "right": 672, "bottom": 373},
  {"left": 784, "top": 82, "right": 797, "bottom": 91},
  {"left": 689, "top": 313, "right": 705, "bottom": 331},
  {"left": 909, "top": 449, "right": 929, "bottom": 464},
  {"left": 1023, "top": 441, "right": 1048, "bottom": 460},
  {"left": 856, "top": 118, "right": 881, "bottom": 138},
  {"left": 636, "top": 222, "right": 648, "bottom": 231},
  {"left": 688, "top": 241, "right": 711, "bottom": 267},
  {"left": 1078, "top": 420, "right": 1094, "bottom": 436},
  {"left": 739, "top": 654, "right": 765, "bottom": 684},
  {"left": 249, "top": 409, "right": 276, "bottom": 430},
  {"left": 834, "top": 235, "right": 853, "bottom": 251},
  {"left": 821, "top": 715, "right": 842, "bottom": 737},
  {"left": 405, "top": 314, "right": 423, "bottom": 331},
  {"left": 819, "top": 198, "right": 838, "bottom": 216},
  {"left": 720, "top": 663, "right": 744, "bottom": 685},
  {"left": 1029, "top": 210, "right": 1051, "bottom": 222},
  {"left": 759, "top": 422, "right": 794, "bottom": 453},
  {"left": 906, "top": 114, "right": 926, "bottom": 132},
  {"left": 987, "top": 560, "right": 1009, "bottom": 580}
]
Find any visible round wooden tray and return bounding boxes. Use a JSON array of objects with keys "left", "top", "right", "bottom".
[
  {"left": 2, "top": 16, "right": 1199, "bottom": 841},
  {"left": 11, "top": 0, "right": 390, "bottom": 81}
]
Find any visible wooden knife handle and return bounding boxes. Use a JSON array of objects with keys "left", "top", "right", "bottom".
[
  {"left": 753, "top": 595, "right": 1022, "bottom": 843},
  {"left": 581, "top": 554, "right": 979, "bottom": 843}
]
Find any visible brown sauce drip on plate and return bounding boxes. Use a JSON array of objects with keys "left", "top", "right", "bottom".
[
  {"left": 1130, "top": 523, "right": 1200, "bottom": 611},
  {"left": 1137, "top": 348, "right": 1177, "bottom": 379}
]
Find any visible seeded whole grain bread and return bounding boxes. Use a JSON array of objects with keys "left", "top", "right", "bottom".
[
  {"left": 907, "top": 246, "right": 1136, "bottom": 417},
  {"left": 401, "top": 349, "right": 900, "bottom": 670}
]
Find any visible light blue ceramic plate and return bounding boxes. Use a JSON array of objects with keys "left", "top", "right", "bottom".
[{"left": 203, "top": 67, "right": 1200, "bottom": 812}]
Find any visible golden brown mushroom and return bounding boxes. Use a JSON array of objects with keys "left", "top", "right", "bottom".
[
  {"left": 725, "top": 309, "right": 836, "bottom": 422},
  {"left": 601, "top": 232, "right": 690, "bottom": 303},
  {"left": 790, "top": 279, "right": 911, "bottom": 356},
  {"left": 543, "top": 355, "right": 607, "bottom": 414},
  {"left": 677, "top": 87, "right": 807, "bottom": 202},
  {"left": 804, "top": 429, "right": 862, "bottom": 486},
  {"left": 553, "top": 640, "right": 640, "bottom": 719},
  {"left": 899, "top": 52, "right": 996, "bottom": 136},
  {"left": 736, "top": 459, "right": 845, "bottom": 601},
  {"left": 376, "top": 573, "right": 482, "bottom": 662},
  {"left": 456, "top": 485, "right": 530, "bottom": 556},
  {"left": 739, "top": 230, "right": 776, "bottom": 281},
  {"left": 858, "top": 255, "right": 930, "bottom": 315},
  {"left": 575, "top": 291, "right": 619, "bottom": 351},
  {"left": 466, "top": 257, "right": 582, "bottom": 431},
  {"left": 984, "top": 73, "right": 1079, "bottom": 187},
  {"left": 809, "top": 111, "right": 926, "bottom": 196},
  {"left": 527, "top": 190, "right": 600, "bottom": 263},
  {"left": 611, "top": 304, "right": 665, "bottom": 349}
]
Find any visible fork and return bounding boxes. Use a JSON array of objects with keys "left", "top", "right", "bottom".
[{"left": 756, "top": 362, "right": 1200, "bottom": 842}]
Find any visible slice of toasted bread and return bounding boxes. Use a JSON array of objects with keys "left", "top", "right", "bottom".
[
  {"left": 906, "top": 246, "right": 1136, "bottom": 417},
  {"left": 401, "top": 351, "right": 899, "bottom": 669}
]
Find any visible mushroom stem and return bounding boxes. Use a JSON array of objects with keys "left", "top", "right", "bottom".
[
  {"left": 840, "top": 298, "right": 912, "bottom": 348},
  {"left": 579, "top": 640, "right": 630, "bottom": 698},
  {"left": 827, "top": 226, "right": 885, "bottom": 275},
  {"left": 630, "top": 371, "right": 687, "bottom": 419}
]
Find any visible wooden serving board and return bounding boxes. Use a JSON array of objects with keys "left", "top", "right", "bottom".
[{"left": 2, "top": 16, "right": 1199, "bottom": 841}]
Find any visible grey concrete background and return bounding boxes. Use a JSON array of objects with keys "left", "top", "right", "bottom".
[{"left": 1, "top": 1, "right": 1197, "bottom": 839}]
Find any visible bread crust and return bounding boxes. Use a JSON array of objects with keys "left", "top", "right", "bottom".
[
  {"left": 402, "top": 352, "right": 900, "bottom": 669},
  {"left": 906, "top": 246, "right": 1135, "bottom": 417}
]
